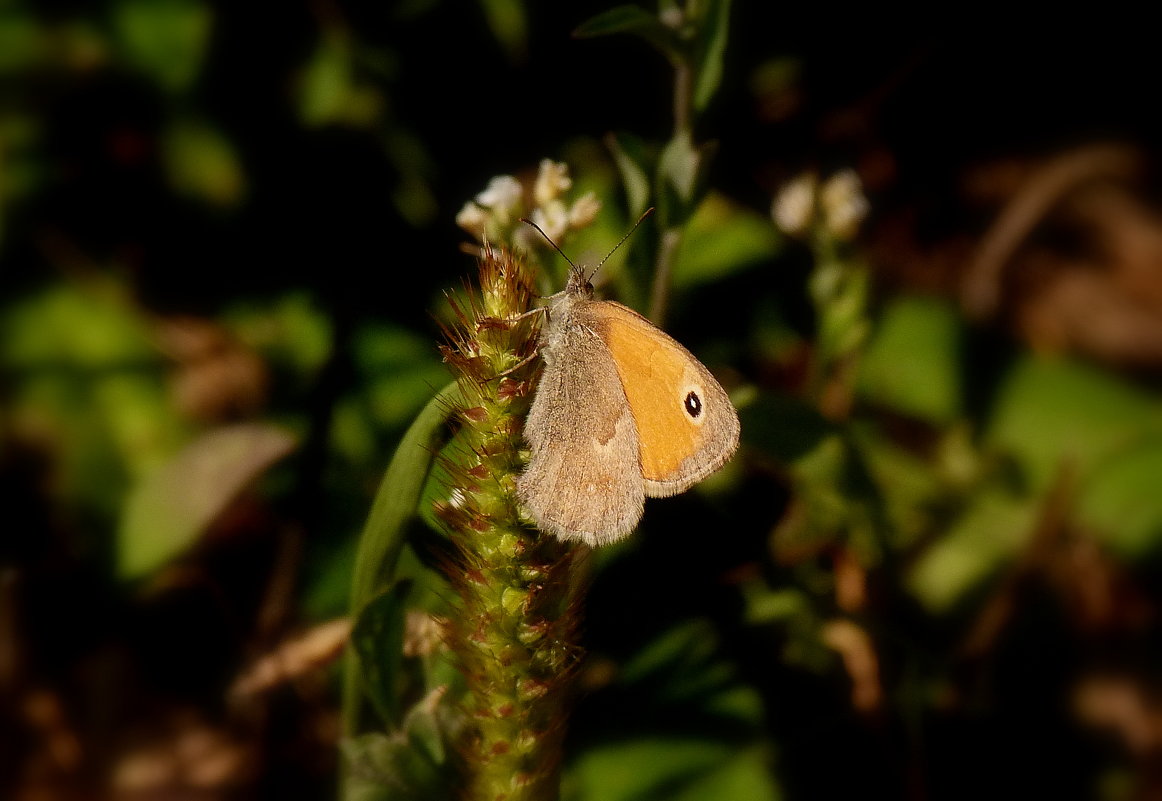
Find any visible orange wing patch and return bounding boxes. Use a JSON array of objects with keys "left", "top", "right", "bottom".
[{"left": 593, "top": 303, "right": 705, "bottom": 483}]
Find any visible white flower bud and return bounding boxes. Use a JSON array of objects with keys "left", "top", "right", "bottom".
[
  {"left": 455, "top": 202, "right": 489, "bottom": 237},
  {"left": 772, "top": 173, "right": 817, "bottom": 236},
  {"left": 475, "top": 175, "right": 524, "bottom": 224},
  {"left": 820, "top": 169, "right": 869, "bottom": 241},
  {"left": 567, "top": 192, "right": 602, "bottom": 230},
  {"left": 533, "top": 160, "right": 572, "bottom": 207}
]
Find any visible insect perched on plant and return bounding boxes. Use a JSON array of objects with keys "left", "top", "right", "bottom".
[{"left": 516, "top": 211, "right": 740, "bottom": 546}]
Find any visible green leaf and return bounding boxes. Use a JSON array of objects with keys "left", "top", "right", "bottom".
[
  {"left": 341, "top": 689, "right": 460, "bottom": 801},
  {"left": 605, "top": 130, "right": 653, "bottom": 217},
  {"left": 1077, "top": 437, "right": 1162, "bottom": 559},
  {"left": 657, "top": 130, "right": 701, "bottom": 215},
  {"left": 355, "top": 324, "right": 450, "bottom": 433},
  {"left": 297, "top": 33, "right": 383, "bottom": 129},
  {"left": 691, "top": 0, "right": 732, "bottom": 113},
  {"left": 110, "top": 0, "right": 211, "bottom": 94},
  {"left": 738, "top": 392, "right": 833, "bottom": 465},
  {"left": 478, "top": 0, "right": 528, "bottom": 60},
  {"left": 905, "top": 485, "right": 1036, "bottom": 614},
  {"left": 987, "top": 356, "right": 1162, "bottom": 491},
  {"left": 343, "top": 381, "right": 460, "bottom": 736},
  {"left": 351, "top": 582, "right": 412, "bottom": 730},
  {"left": 573, "top": 6, "right": 681, "bottom": 64},
  {"left": 160, "top": 116, "right": 246, "bottom": 207},
  {"left": 566, "top": 739, "right": 780, "bottom": 801},
  {"left": 348, "top": 381, "right": 461, "bottom": 611},
  {"left": 0, "top": 13, "right": 43, "bottom": 72},
  {"left": 566, "top": 620, "right": 777, "bottom": 801},
  {"left": 117, "top": 423, "right": 297, "bottom": 579},
  {"left": 854, "top": 426, "right": 947, "bottom": 550},
  {"left": 620, "top": 619, "right": 764, "bottom": 728},
  {"left": 672, "top": 193, "right": 781, "bottom": 290},
  {"left": 857, "top": 295, "right": 964, "bottom": 423}
]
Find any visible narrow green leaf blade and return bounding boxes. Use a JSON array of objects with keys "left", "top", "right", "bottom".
[
  {"left": 349, "top": 380, "right": 460, "bottom": 612},
  {"left": 573, "top": 6, "right": 681, "bottom": 63},
  {"left": 343, "top": 381, "right": 460, "bottom": 738},
  {"left": 692, "top": 0, "right": 732, "bottom": 112},
  {"left": 351, "top": 581, "right": 412, "bottom": 730}
]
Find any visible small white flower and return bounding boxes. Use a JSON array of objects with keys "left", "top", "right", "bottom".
[
  {"left": 533, "top": 160, "right": 572, "bottom": 207},
  {"left": 530, "top": 200, "right": 569, "bottom": 244},
  {"left": 567, "top": 192, "right": 602, "bottom": 229},
  {"left": 772, "top": 173, "right": 817, "bottom": 236},
  {"left": 455, "top": 201, "right": 489, "bottom": 237},
  {"left": 820, "top": 169, "right": 869, "bottom": 241},
  {"left": 474, "top": 175, "right": 524, "bottom": 224}
]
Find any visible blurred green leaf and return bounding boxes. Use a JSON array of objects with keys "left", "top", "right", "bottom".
[
  {"left": 1, "top": 281, "right": 189, "bottom": 511},
  {"left": 566, "top": 620, "right": 777, "bottom": 801},
  {"left": 298, "top": 33, "right": 383, "bottom": 129},
  {"left": 229, "top": 292, "right": 334, "bottom": 377},
  {"left": 905, "top": 484, "right": 1035, "bottom": 614},
  {"left": 567, "top": 739, "right": 779, "bottom": 801},
  {"left": 691, "top": 0, "right": 731, "bottom": 113},
  {"left": 619, "top": 619, "right": 764, "bottom": 729},
  {"left": 1077, "top": 437, "right": 1162, "bottom": 559},
  {"left": 341, "top": 689, "right": 460, "bottom": 801},
  {"left": 573, "top": 6, "right": 680, "bottom": 64},
  {"left": 0, "top": 12, "right": 41, "bottom": 72},
  {"left": 111, "top": 0, "right": 212, "bottom": 93},
  {"left": 357, "top": 325, "right": 449, "bottom": 433},
  {"left": 672, "top": 193, "right": 780, "bottom": 290},
  {"left": 478, "top": 0, "right": 528, "bottom": 60},
  {"left": 740, "top": 583, "right": 811, "bottom": 626},
  {"left": 658, "top": 129, "right": 701, "bottom": 215},
  {"left": 857, "top": 295, "right": 963, "bottom": 423},
  {"left": 1, "top": 281, "right": 154, "bottom": 368},
  {"left": 987, "top": 356, "right": 1162, "bottom": 491},
  {"left": 605, "top": 131, "right": 653, "bottom": 218},
  {"left": 352, "top": 581, "right": 411, "bottom": 730},
  {"left": 118, "top": 422, "right": 298, "bottom": 579},
  {"left": 811, "top": 260, "right": 870, "bottom": 365},
  {"left": 344, "top": 381, "right": 460, "bottom": 735},
  {"left": 854, "top": 427, "right": 946, "bottom": 550},
  {"left": 738, "top": 392, "right": 833, "bottom": 465},
  {"left": 161, "top": 116, "right": 246, "bottom": 207}
]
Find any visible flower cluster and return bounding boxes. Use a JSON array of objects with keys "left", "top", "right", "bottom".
[
  {"left": 456, "top": 159, "right": 600, "bottom": 253},
  {"left": 771, "top": 169, "right": 869, "bottom": 241}
]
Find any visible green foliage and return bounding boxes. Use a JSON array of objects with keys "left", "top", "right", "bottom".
[
  {"left": 671, "top": 193, "right": 782, "bottom": 290},
  {"left": 351, "top": 581, "right": 413, "bottom": 730},
  {"left": 857, "top": 295, "right": 964, "bottom": 424},
  {"left": 345, "top": 380, "right": 457, "bottom": 618},
  {"left": 565, "top": 620, "right": 780, "bottom": 801},
  {"left": 342, "top": 690, "right": 461, "bottom": 801},
  {"left": 987, "top": 356, "right": 1162, "bottom": 491},
  {"left": 118, "top": 422, "right": 297, "bottom": 578},
  {"left": 111, "top": 0, "right": 212, "bottom": 93},
  {"left": 1078, "top": 437, "right": 1162, "bottom": 558}
]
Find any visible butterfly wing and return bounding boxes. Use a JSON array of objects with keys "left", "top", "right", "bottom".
[
  {"left": 588, "top": 301, "right": 740, "bottom": 498},
  {"left": 517, "top": 318, "right": 645, "bottom": 547}
]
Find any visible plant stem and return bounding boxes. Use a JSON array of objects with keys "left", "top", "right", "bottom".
[{"left": 439, "top": 244, "right": 585, "bottom": 801}]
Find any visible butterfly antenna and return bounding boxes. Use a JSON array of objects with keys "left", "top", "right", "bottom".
[
  {"left": 519, "top": 217, "right": 578, "bottom": 271},
  {"left": 520, "top": 207, "right": 654, "bottom": 281},
  {"left": 596, "top": 207, "right": 654, "bottom": 273}
]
